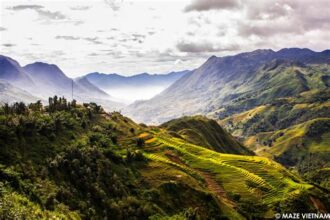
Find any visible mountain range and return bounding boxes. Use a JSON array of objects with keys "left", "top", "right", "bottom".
[
  {"left": 84, "top": 70, "right": 189, "bottom": 104},
  {"left": 0, "top": 48, "right": 329, "bottom": 219},
  {"left": 0, "top": 55, "right": 188, "bottom": 107},
  {"left": 125, "top": 48, "right": 330, "bottom": 124}
]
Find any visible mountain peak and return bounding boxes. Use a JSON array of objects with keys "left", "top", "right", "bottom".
[
  {"left": 0, "top": 55, "right": 34, "bottom": 86},
  {"left": 277, "top": 47, "right": 315, "bottom": 55}
]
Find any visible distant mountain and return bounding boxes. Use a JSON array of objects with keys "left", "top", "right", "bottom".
[
  {"left": 0, "top": 80, "right": 38, "bottom": 104},
  {"left": 83, "top": 70, "right": 189, "bottom": 103},
  {"left": 0, "top": 55, "right": 35, "bottom": 89},
  {"left": 85, "top": 70, "right": 189, "bottom": 88},
  {"left": 0, "top": 55, "right": 123, "bottom": 110},
  {"left": 24, "top": 62, "right": 108, "bottom": 99},
  {"left": 125, "top": 48, "right": 330, "bottom": 124}
]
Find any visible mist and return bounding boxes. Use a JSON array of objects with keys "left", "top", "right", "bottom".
[{"left": 105, "top": 86, "right": 167, "bottom": 104}]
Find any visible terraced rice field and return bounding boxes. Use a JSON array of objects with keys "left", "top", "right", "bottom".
[{"left": 139, "top": 131, "right": 313, "bottom": 205}]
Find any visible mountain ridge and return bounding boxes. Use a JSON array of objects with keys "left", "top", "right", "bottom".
[{"left": 125, "top": 48, "right": 330, "bottom": 124}]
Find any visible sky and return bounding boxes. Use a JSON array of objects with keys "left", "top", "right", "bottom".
[{"left": 0, "top": 0, "right": 330, "bottom": 77}]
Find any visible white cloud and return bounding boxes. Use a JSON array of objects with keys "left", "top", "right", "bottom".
[{"left": 1, "top": 0, "right": 329, "bottom": 77}]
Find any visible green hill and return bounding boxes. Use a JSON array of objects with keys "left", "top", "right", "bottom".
[
  {"left": 161, "top": 115, "right": 253, "bottom": 155},
  {"left": 219, "top": 89, "right": 330, "bottom": 190},
  {"left": 0, "top": 98, "right": 328, "bottom": 219}
]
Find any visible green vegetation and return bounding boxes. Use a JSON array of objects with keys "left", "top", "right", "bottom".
[
  {"left": 0, "top": 97, "right": 328, "bottom": 219},
  {"left": 161, "top": 115, "right": 253, "bottom": 155},
  {"left": 218, "top": 65, "right": 330, "bottom": 191}
]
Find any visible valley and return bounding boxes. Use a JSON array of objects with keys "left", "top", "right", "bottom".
[
  {"left": 0, "top": 48, "right": 329, "bottom": 219},
  {"left": 0, "top": 99, "right": 328, "bottom": 219}
]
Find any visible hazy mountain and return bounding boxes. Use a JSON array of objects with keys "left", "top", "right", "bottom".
[
  {"left": 125, "top": 48, "right": 330, "bottom": 124},
  {"left": 24, "top": 62, "right": 107, "bottom": 99},
  {"left": 0, "top": 80, "right": 38, "bottom": 104},
  {"left": 0, "top": 55, "right": 35, "bottom": 89},
  {"left": 84, "top": 70, "right": 189, "bottom": 103},
  {"left": 23, "top": 62, "right": 123, "bottom": 110},
  {"left": 0, "top": 55, "right": 123, "bottom": 110}
]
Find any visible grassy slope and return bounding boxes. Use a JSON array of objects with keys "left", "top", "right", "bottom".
[
  {"left": 0, "top": 102, "right": 328, "bottom": 219},
  {"left": 219, "top": 88, "right": 330, "bottom": 190},
  {"left": 140, "top": 129, "right": 328, "bottom": 219},
  {"left": 212, "top": 64, "right": 330, "bottom": 119},
  {"left": 161, "top": 115, "right": 253, "bottom": 155}
]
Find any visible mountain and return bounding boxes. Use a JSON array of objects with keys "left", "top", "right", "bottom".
[
  {"left": 0, "top": 99, "right": 328, "bottom": 219},
  {"left": 161, "top": 115, "right": 253, "bottom": 155},
  {"left": 85, "top": 70, "right": 189, "bottom": 88},
  {"left": 0, "top": 80, "right": 38, "bottom": 104},
  {"left": 125, "top": 48, "right": 330, "bottom": 124},
  {"left": 84, "top": 70, "right": 189, "bottom": 103},
  {"left": 0, "top": 55, "right": 124, "bottom": 110},
  {"left": 0, "top": 55, "right": 35, "bottom": 89},
  {"left": 219, "top": 88, "right": 330, "bottom": 189},
  {"left": 24, "top": 62, "right": 110, "bottom": 100}
]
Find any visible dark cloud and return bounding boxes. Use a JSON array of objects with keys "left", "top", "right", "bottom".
[
  {"left": 56, "top": 36, "right": 80, "bottom": 40},
  {"left": 245, "top": 1, "right": 292, "bottom": 20},
  {"left": 184, "top": 0, "right": 240, "bottom": 12},
  {"left": 238, "top": 22, "right": 303, "bottom": 37},
  {"left": 0, "top": 27, "right": 7, "bottom": 31},
  {"left": 238, "top": 0, "right": 330, "bottom": 39},
  {"left": 177, "top": 41, "right": 239, "bottom": 53},
  {"left": 2, "top": 43, "right": 15, "bottom": 47},
  {"left": 8, "top": 5, "right": 44, "bottom": 10},
  {"left": 70, "top": 6, "right": 91, "bottom": 11}
]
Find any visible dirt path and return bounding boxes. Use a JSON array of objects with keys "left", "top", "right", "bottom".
[
  {"left": 164, "top": 151, "right": 236, "bottom": 207},
  {"left": 310, "top": 196, "right": 328, "bottom": 213}
]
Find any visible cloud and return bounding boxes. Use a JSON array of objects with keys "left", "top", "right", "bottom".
[
  {"left": 55, "top": 36, "right": 103, "bottom": 44},
  {"left": 238, "top": 20, "right": 303, "bottom": 37},
  {"left": 184, "top": 0, "right": 240, "bottom": 12},
  {"left": 37, "top": 9, "right": 66, "bottom": 20},
  {"left": 245, "top": 1, "right": 292, "bottom": 20},
  {"left": 88, "top": 53, "right": 100, "bottom": 56},
  {"left": 0, "top": 27, "right": 7, "bottom": 31},
  {"left": 56, "top": 36, "right": 80, "bottom": 40},
  {"left": 104, "top": 0, "right": 123, "bottom": 11},
  {"left": 7, "top": 4, "right": 67, "bottom": 20},
  {"left": 8, "top": 5, "right": 44, "bottom": 10},
  {"left": 176, "top": 41, "right": 239, "bottom": 53},
  {"left": 2, "top": 43, "right": 15, "bottom": 47},
  {"left": 70, "top": 6, "right": 91, "bottom": 11},
  {"left": 237, "top": 0, "right": 330, "bottom": 39},
  {"left": 84, "top": 37, "right": 103, "bottom": 45}
]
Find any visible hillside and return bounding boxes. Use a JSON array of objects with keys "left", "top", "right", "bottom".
[
  {"left": 0, "top": 55, "right": 35, "bottom": 89},
  {"left": 0, "top": 80, "right": 38, "bottom": 104},
  {"left": 161, "top": 116, "right": 253, "bottom": 155},
  {"left": 219, "top": 90, "right": 330, "bottom": 189},
  {"left": 0, "top": 99, "right": 328, "bottom": 219},
  {"left": 125, "top": 49, "right": 330, "bottom": 124},
  {"left": 24, "top": 62, "right": 111, "bottom": 101}
]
